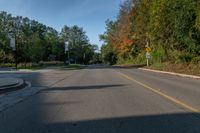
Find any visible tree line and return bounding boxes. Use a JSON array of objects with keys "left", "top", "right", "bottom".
[
  {"left": 100, "top": 0, "right": 200, "bottom": 65},
  {"left": 0, "top": 11, "right": 98, "bottom": 66}
]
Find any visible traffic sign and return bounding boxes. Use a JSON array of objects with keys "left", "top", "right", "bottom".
[{"left": 146, "top": 47, "right": 151, "bottom": 52}]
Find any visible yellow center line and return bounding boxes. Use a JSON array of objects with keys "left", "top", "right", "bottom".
[{"left": 116, "top": 71, "right": 200, "bottom": 113}]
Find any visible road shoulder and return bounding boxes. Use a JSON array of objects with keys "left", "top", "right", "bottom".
[{"left": 139, "top": 68, "right": 200, "bottom": 80}]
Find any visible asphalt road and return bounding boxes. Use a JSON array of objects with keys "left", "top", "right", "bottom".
[{"left": 0, "top": 65, "right": 200, "bottom": 133}]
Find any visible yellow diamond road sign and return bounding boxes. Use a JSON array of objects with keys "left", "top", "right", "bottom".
[{"left": 146, "top": 47, "right": 152, "bottom": 52}]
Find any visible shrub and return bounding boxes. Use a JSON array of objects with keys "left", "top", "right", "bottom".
[
  {"left": 177, "top": 54, "right": 193, "bottom": 63},
  {"left": 151, "top": 47, "right": 166, "bottom": 63},
  {"left": 191, "top": 57, "right": 200, "bottom": 64}
]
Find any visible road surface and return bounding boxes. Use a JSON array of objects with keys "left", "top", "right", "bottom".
[{"left": 0, "top": 65, "right": 200, "bottom": 133}]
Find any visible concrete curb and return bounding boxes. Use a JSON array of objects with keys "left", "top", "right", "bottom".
[
  {"left": 0, "top": 83, "right": 46, "bottom": 112},
  {"left": 0, "top": 79, "right": 27, "bottom": 94},
  {"left": 0, "top": 78, "right": 19, "bottom": 88},
  {"left": 113, "top": 64, "right": 146, "bottom": 68},
  {"left": 18, "top": 69, "right": 35, "bottom": 72},
  {"left": 139, "top": 68, "right": 200, "bottom": 80}
]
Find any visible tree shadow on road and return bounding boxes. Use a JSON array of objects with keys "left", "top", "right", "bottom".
[
  {"left": 42, "top": 84, "right": 125, "bottom": 92},
  {"left": 45, "top": 113, "right": 200, "bottom": 133},
  {"left": 84, "top": 64, "right": 146, "bottom": 70}
]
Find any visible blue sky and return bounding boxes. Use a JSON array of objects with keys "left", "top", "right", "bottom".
[{"left": 0, "top": 0, "right": 123, "bottom": 48}]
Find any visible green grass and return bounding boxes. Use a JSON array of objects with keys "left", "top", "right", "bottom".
[
  {"left": 0, "top": 63, "right": 16, "bottom": 68},
  {"left": 17, "top": 65, "right": 45, "bottom": 70},
  {"left": 0, "top": 61, "right": 87, "bottom": 71},
  {"left": 148, "top": 62, "right": 164, "bottom": 70},
  {"left": 0, "top": 62, "right": 65, "bottom": 71},
  {"left": 19, "top": 64, "right": 85, "bottom": 71}
]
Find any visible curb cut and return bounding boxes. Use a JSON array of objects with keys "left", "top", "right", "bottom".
[{"left": 139, "top": 68, "right": 200, "bottom": 80}]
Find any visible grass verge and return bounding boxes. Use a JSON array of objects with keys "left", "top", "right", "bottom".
[{"left": 148, "top": 62, "right": 200, "bottom": 76}]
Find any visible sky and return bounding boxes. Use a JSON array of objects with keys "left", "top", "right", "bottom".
[{"left": 0, "top": 0, "right": 123, "bottom": 48}]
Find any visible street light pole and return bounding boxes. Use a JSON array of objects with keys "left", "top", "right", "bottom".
[
  {"left": 65, "top": 41, "right": 70, "bottom": 65},
  {"left": 8, "top": 33, "right": 17, "bottom": 69},
  {"left": 14, "top": 50, "right": 17, "bottom": 69},
  {"left": 14, "top": 34, "right": 17, "bottom": 69},
  {"left": 68, "top": 50, "right": 70, "bottom": 65}
]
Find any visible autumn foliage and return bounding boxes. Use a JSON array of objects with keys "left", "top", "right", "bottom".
[{"left": 100, "top": 0, "right": 200, "bottom": 65}]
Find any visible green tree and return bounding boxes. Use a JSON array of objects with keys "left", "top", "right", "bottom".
[{"left": 61, "top": 25, "right": 97, "bottom": 64}]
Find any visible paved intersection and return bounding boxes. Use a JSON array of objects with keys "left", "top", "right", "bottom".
[{"left": 0, "top": 66, "right": 200, "bottom": 133}]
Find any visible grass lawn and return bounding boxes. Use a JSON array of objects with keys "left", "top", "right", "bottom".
[
  {"left": 18, "top": 64, "right": 86, "bottom": 71},
  {"left": 0, "top": 62, "right": 85, "bottom": 71},
  {"left": 17, "top": 65, "right": 46, "bottom": 70}
]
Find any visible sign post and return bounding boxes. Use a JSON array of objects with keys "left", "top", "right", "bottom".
[
  {"left": 146, "top": 52, "right": 151, "bottom": 67},
  {"left": 145, "top": 39, "right": 151, "bottom": 67}
]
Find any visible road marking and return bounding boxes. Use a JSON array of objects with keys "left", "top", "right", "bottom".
[{"left": 117, "top": 71, "right": 200, "bottom": 113}]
